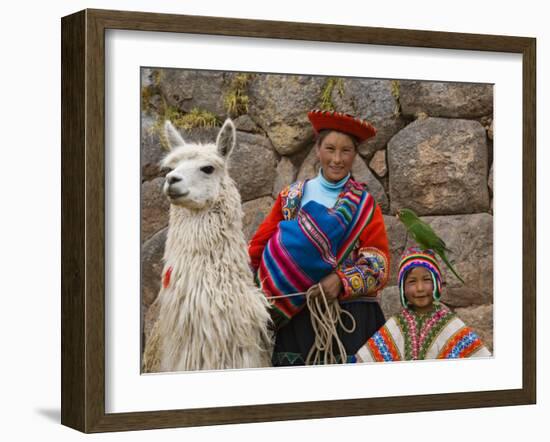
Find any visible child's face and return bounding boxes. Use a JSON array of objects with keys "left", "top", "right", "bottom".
[{"left": 404, "top": 266, "right": 434, "bottom": 312}]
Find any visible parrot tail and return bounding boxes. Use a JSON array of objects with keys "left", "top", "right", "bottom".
[{"left": 439, "top": 252, "right": 465, "bottom": 285}]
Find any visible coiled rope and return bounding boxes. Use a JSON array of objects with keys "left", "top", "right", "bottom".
[
  {"left": 265, "top": 284, "right": 356, "bottom": 365},
  {"left": 305, "top": 284, "right": 356, "bottom": 365}
]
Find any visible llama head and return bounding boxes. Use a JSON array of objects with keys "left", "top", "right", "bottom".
[{"left": 161, "top": 119, "right": 236, "bottom": 210}]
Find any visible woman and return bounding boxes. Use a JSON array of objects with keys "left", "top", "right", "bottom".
[{"left": 248, "top": 109, "right": 390, "bottom": 366}]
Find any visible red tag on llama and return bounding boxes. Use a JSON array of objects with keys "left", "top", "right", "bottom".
[{"left": 163, "top": 266, "right": 173, "bottom": 289}]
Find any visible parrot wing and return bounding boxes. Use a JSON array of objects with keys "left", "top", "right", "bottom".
[
  {"left": 412, "top": 220, "right": 454, "bottom": 253},
  {"left": 401, "top": 215, "right": 464, "bottom": 284},
  {"left": 408, "top": 220, "right": 448, "bottom": 251}
]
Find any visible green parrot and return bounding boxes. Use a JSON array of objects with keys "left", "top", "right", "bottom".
[{"left": 396, "top": 208, "right": 465, "bottom": 284}]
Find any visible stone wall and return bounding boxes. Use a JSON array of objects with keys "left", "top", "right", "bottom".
[{"left": 141, "top": 68, "right": 494, "bottom": 352}]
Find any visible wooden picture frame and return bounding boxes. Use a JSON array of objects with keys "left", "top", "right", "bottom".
[{"left": 61, "top": 8, "right": 536, "bottom": 433}]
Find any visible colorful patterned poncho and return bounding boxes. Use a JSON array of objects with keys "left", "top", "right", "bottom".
[
  {"left": 355, "top": 304, "right": 491, "bottom": 362},
  {"left": 257, "top": 183, "right": 376, "bottom": 324}
]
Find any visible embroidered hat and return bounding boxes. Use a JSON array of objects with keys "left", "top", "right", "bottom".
[
  {"left": 308, "top": 109, "right": 377, "bottom": 143},
  {"left": 398, "top": 247, "right": 442, "bottom": 308}
]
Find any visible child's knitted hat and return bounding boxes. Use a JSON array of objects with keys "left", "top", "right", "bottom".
[{"left": 398, "top": 247, "right": 442, "bottom": 308}]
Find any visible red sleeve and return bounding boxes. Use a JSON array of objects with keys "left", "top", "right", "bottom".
[
  {"left": 336, "top": 204, "right": 391, "bottom": 300},
  {"left": 248, "top": 194, "right": 284, "bottom": 271}
]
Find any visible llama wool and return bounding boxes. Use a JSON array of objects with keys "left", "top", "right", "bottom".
[{"left": 143, "top": 120, "right": 273, "bottom": 372}]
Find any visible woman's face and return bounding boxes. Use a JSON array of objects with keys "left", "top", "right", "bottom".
[
  {"left": 404, "top": 266, "right": 434, "bottom": 313},
  {"left": 316, "top": 131, "right": 357, "bottom": 183}
]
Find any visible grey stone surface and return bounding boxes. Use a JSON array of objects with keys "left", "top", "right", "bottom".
[
  {"left": 406, "top": 214, "right": 491, "bottom": 306},
  {"left": 388, "top": 118, "right": 490, "bottom": 215},
  {"left": 272, "top": 157, "right": 298, "bottom": 199},
  {"left": 158, "top": 69, "right": 227, "bottom": 118},
  {"left": 383, "top": 214, "right": 408, "bottom": 287},
  {"left": 141, "top": 68, "right": 153, "bottom": 88},
  {"left": 331, "top": 79, "right": 407, "bottom": 159},
  {"left": 172, "top": 126, "right": 220, "bottom": 145},
  {"left": 143, "top": 296, "right": 161, "bottom": 343},
  {"left": 400, "top": 81, "right": 493, "bottom": 118},
  {"left": 141, "top": 177, "right": 170, "bottom": 242},
  {"left": 228, "top": 131, "right": 278, "bottom": 202},
  {"left": 369, "top": 150, "right": 387, "bottom": 177},
  {"left": 488, "top": 163, "right": 493, "bottom": 195},
  {"left": 454, "top": 304, "right": 494, "bottom": 353},
  {"left": 242, "top": 196, "right": 276, "bottom": 243},
  {"left": 350, "top": 157, "right": 389, "bottom": 213},
  {"left": 141, "top": 227, "right": 167, "bottom": 309},
  {"left": 247, "top": 74, "right": 325, "bottom": 155},
  {"left": 379, "top": 286, "right": 403, "bottom": 319},
  {"left": 234, "top": 114, "right": 263, "bottom": 133},
  {"left": 141, "top": 113, "right": 166, "bottom": 181}
]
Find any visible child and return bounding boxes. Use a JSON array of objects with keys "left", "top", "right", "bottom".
[{"left": 354, "top": 247, "right": 491, "bottom": 362}]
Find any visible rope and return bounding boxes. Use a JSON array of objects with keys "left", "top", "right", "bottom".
[
  {"left": 261, "top": 278, "right": 357, "bottom": 365},
  {"left": 264, "top": 291, "right": 308, "bottom": 299},
  {"left": 305, "top": 284, "right": 356, "bottom": 365}
]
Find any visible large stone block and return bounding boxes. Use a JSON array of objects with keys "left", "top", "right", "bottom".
[
  {"left": 157, "top": 69, "right": 227, "bottom": 118},
  {"left": 388, "top": 117, "right": 490, "bottom": 215},
  {"left": 234, "top": 114, "right": 263, "bottom": 133},
  {"left": 228, "top": 132, "right": 278, "bottom": 202},
  {"left": 247, "top": 74, "right": 325, "bottom": 155},
  {"left": 331, "top": 78, "right": 407, "bottom": 159},
  {"left": 400, "top": 81, "right": 493, "bottom": 118}
]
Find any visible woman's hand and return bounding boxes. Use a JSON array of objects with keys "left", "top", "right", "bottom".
[{"left": 309, "top": 273, "right": 343, "bottom": 304}]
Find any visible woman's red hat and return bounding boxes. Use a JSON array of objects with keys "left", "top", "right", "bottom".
[{"left": 308, "top": 109, "right": 377, "bottom": 142}]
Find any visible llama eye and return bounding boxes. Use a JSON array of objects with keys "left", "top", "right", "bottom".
[{"left": 200, "top": 166, "right": 215, "bottom": 174}]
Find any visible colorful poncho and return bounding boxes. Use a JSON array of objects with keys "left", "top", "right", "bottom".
[
  {"left": 257, "top": 182, "right": 376, "bottom": 323},
  {"left": 355, "top": 305, "right": 491, "bottom": 362}
]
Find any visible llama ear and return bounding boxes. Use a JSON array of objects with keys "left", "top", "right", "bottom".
[
  {"left": 216, "top": 119, "right": 236, "bottom": 158},
  {"left": 164, "top": 120, "right": 186, "bottom": 150}
]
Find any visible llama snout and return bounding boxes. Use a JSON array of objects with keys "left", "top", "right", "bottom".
[
  {"left": 167, "top": 174, "right": 182, "bottom": 185},
  {"left": 164, "top": 172, "right": 190, "bottom": 199}
]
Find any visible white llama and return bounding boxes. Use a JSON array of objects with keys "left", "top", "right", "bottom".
[{"left": 143, "top": 119, "right": 273, "bottom": 372}]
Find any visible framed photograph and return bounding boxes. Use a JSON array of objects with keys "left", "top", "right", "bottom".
[{"left": 61, "top": 8, "right": 536, "bottom": 433}]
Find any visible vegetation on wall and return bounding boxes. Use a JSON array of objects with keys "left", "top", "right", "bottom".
[
  {"left": 320, "top": 77, "right": 345, "bottom": 111},
  {"left": 224, "top": 73, "right": 254, "bottom": 117}
]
